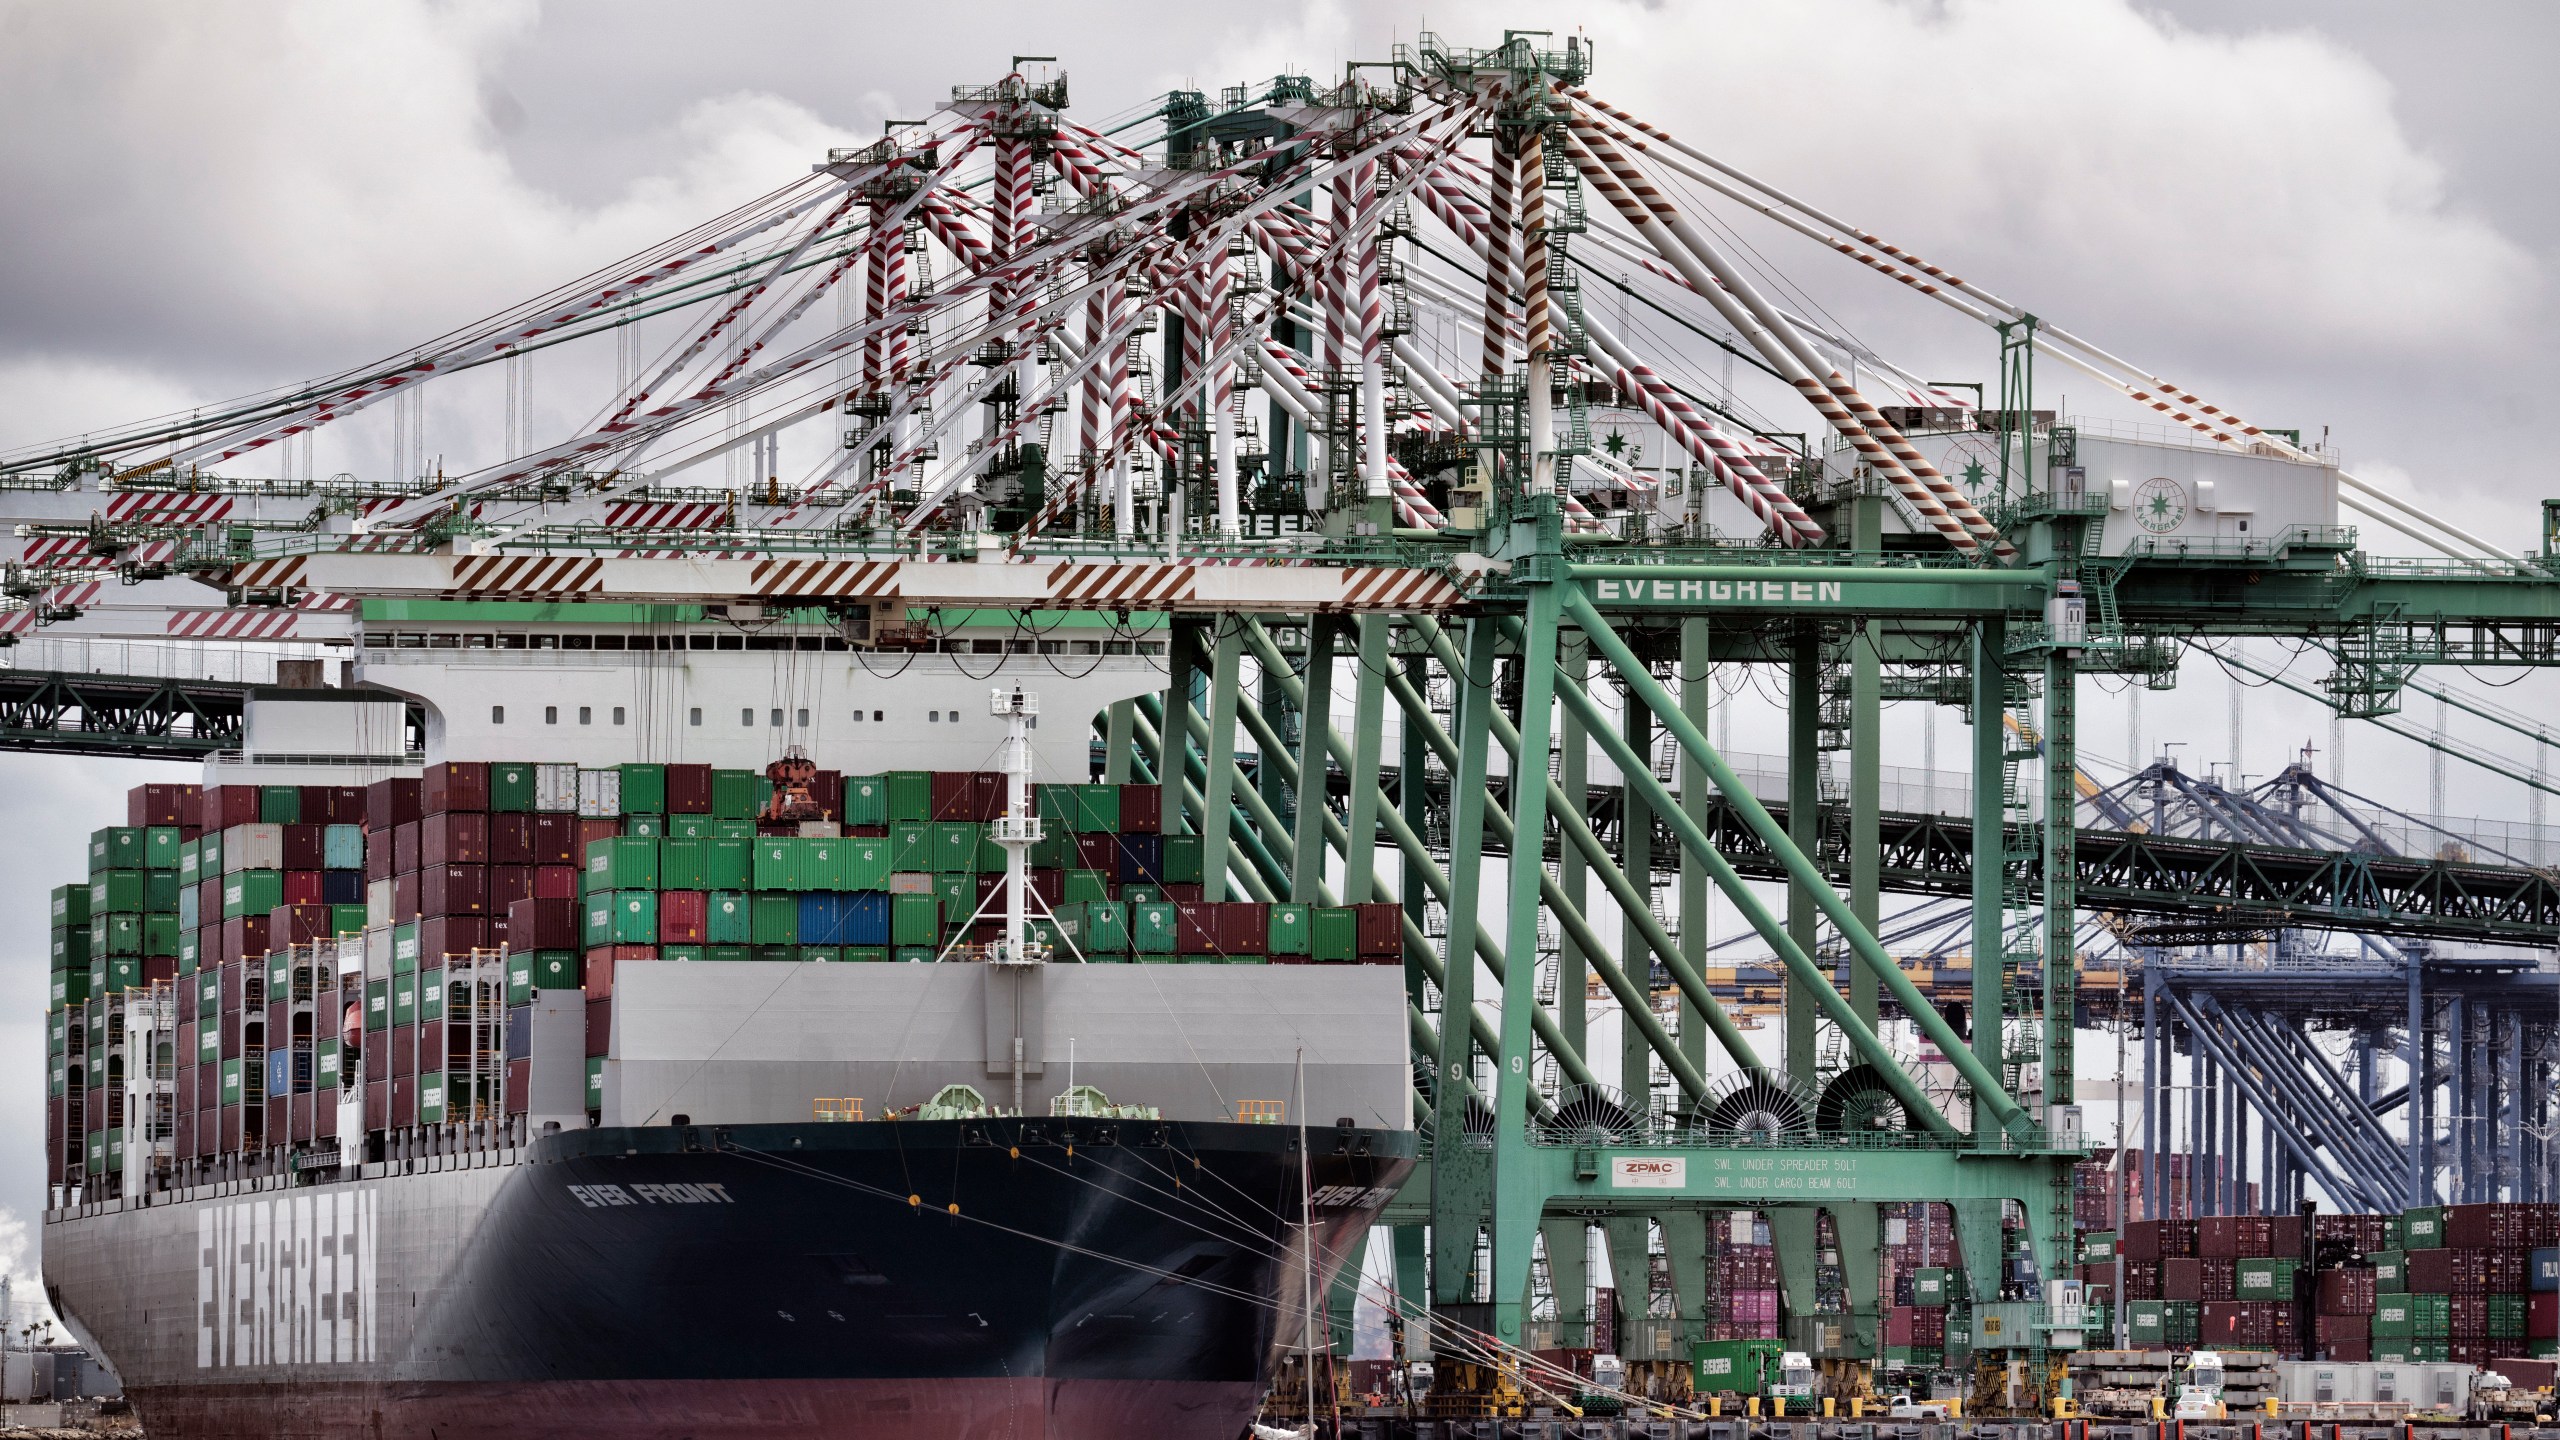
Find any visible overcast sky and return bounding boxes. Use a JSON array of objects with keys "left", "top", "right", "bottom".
[{"left": 2, "top": 0, "right": 2556, "bottom": 1304}]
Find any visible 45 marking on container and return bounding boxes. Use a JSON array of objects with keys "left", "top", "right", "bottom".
[{"left": 567, "top": 1182, "right": 738, "bottom": 1207}]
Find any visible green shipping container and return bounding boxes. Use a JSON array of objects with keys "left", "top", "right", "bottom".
[
  {"left": 666, "top": 814, "right": 714, "bottom": 840},
  {"left": 706, "top": 945, "right": 752, "bottom": 963},
  {"left": 143, "top": 825, "right": 183, "bottom": 870},
  {"left": 260, "top": 785, "right": 301, "bottom": 823},
  {"left": 606, "top": 890, "right": 657, "bottom": 945},
  {"left": 1063, "top": 870, "right": 1112, "bottom": 906},
  {"left": 315, "top": 1038, "right": 341, "bottom": 1090},
  {"left": 1266, "top": 903, "right": 1311, "bottom": 955},
  {"left": 220, "top": 1058, "right": 245, "bottom": 1105},
  {"left": 804, "top": 839, "right": 844, "bottom": 890},
  {"left": 932, "top": 823, "right": 980, "bottom": 875},
  {"left": 889, "top": 821, "right": 931, "bottom": 873},
  {"left": 2373, "top": 1296, "right": 2416, "bottom": 1336},
  {"left": 393, "top": 923, "right": 420, "bottom": 973},
  {"left": 422, "top": 968, "right": 445, "bottom": 1022},
  {"left": 624, "top": 814, "right": 666, "bottom": 839},
  {"left": 1312, "top": 906, "right": 1359, "bottom": 961},
  {"left": 587, "top": 837, "right": 659, "bottom": 891},
  {"left": 2401, "top": 1207, "right": 2444, "bottom": 1249},
  {"left": 51, "top": 883, "right": 92, "bottom": 927},
  {"left": 658, "top": 838, "right": 707, "bottom": 890},
  {"left": 506, "top": 952, "right": 536, "bottom": 1005},
  {"left": 931, "top": 874, "right": 973, "bottom": 931},
  {"left": 842, "top": 946, "right": 886, "bottom": 962},
  {"left": 1037, "top": 784, "right": 1075, "bottom": 832},
  {"left": 145, "top": 870, "right": 181, "bottom": 914},
  {"left": 1029, "top": 830, "right": 1065, "bottom": 869},
  {"left": 1081, "top": 900, "right": 1130, "bottom": 953},
  {"left": 1132, "top": 901, "right": 1177, "bottom": 953},
  {"left": 587, "top": 1056, "right": 604, "bottom": 1111},
  {"left": 885, "top": 771, "right": 932, "bottom": 823},
  {"left": 89, "top": 826, "right": 145, "bottom": 873},
  {"left": 975, "top": 828, "right": 1006, "bottom": 874},
  {"left": 712, "top": 769, "right": 765, "bottom": 820},
  {"left": 419, "top": 1071, "right": 449, "bottom": 1124},
  {"left": 619, "top": 763, "right": 667, "bottom": 815},
  {"left": 489, "top": 762, "right": 537, "bottom": 812},
  {"left": 2372, "top": 1250, "right": 2406, "bottom": 1291},
  {"left": 751, "top": 893, "right": 799, "bottom": 945},
  {"left": 221, "top": 870, "right": 283, "bottom": 920},
  {"left": 708, "top": 892, "right": 752, "bottom": 944},
  {"left": 144, "top": 914, "right": 180, "bottom": 957},
  {"left": 663, "top": 945, "right": 705, "bottom": 963},
  {"left": 705, "top": 837, "right": 753, "bottom": 889},
  {"left": 2235, "top": 1257, "right": 2298, "bottom": 1300},
  {"left": 2080, "top": 1231, "right": 2117, "bottom": 1264},
  {"left": 330, "top": 903, "right": 368, "bottom": 935},
  {"left": 891, "top": 893, "right": 940, "bottom": 946},
  {"left": 1160, "top": 834, "right": 1204, "bottom": 885},
  {"left": 391, "top": 973, "right": 418, "bottom": 1027},
  {"left": 841, "top": 838, "right": 889, "bottom": 891},
  {"left": 794, "top": 946, "right": 836, "bottom": 963},
  {"left": 753, "top": 945, "right": 796, "bottom": 963},
  {"left": 841, "top": 775, "right": 887, "bottom": 827},
  {"left": 892, "top": 946, "right": 936, "bottom": 964},
  {"left": 2125, "top": 1300, "right": 2166, "bottom": 1345},
  {"left": 751, "top": 838, "right": 797, "bottom": 891},
  {"left": 91, "top": 869, "right": 146, "bottom": 915},
  {"left": 1073, "top": 784, "right": 1120, "bottom": 834}
]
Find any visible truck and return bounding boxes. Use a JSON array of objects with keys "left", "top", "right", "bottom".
[
  {"left": 1688, "top": 1340, "right": 1820, "bottom": 1415},
  {"left": 2172, "top": 1351, "right": 2227, "bottom": 1421}
]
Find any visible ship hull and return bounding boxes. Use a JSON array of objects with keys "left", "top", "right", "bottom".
[{"left": 46, "top": 1118, "right": 1413, "bottom": 1439}]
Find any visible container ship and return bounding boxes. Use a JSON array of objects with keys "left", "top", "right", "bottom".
[{"left": 39, "top": 625, "right": 1417, "bottom": 1438}]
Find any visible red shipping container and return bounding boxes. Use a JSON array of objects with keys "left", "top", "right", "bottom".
[
  {"left": 505, "top": 1057, "right": 532, "bottom": 1115},
  {"left": 811, "top": 770, "right": 843, "bottom": 819},
  {"left": 365, "top": 833, "right": 394, "bottom": 883},
  {"left": 586, "top": 996, "right": 612, "bottom": 1057},
  {"left": 2268, "top": 1214, "right": 2306, "bottom": 1258},
  {"left": 1216, "top": 902, "right": 1268, "bottom": 954},
  {"left": 1119, "top": 784, "right": 1161, "bottom": 834},
  {"left": 2326, "top": 1336, "right": 2371, "bottom": 1362},
  {"left": 423, "top": 762, "right": 490, "bottom": 814},
  {"left": 658, "top": 890, "right": 708, "bottom": 944},
  {"left": 420, "top": 863, "right": 488, "bottom": 917},
  {"left": 419, "top": 915, "right": 489, "bottom": 962},
  {"left": 2495, "top": 1358, "right": 2558, "bottom": 1390},
  {"left": 2200, "top": 1257, "right": 2236, "bottom": 1301},
  {"left": 966, "top": 771, "right": 1004, "bottom": 822},
  {"left": 2162, "top": 1257, "right": 2204, "bottom": 1301},
  {"left": 533, "top": 865, "right": 579, "bottom": 901},
  {"left": 2314, "top": 1312, "right": 2369, "bottom": 1345},
  {"left": 363, "top": 1042, "right": 388, "bottom": 1083},
  {"left": 2408, "top": 1248, "right": 2489, "bottom": 1295},
  {"left": 220, "top": 1107, "right": 242, "bottom": 1153},
  {"left": 531, "top": 812, "right": 579, "bottom": 865},
  {"left": 323, "top": 785, "right": 367, "bottom": 825},
  {"left": 1027, "top": 869, "right": 1063, "bottom": 907},
  {"left": 289, "top": 1093, "right": 312, "bottom": 1144},
  {"left": 142, "top": 954, "right": 178, "bottom": 983},
  {"left": 391, "top": 1026, "right": 417, "bottom": 1078},
  {"left": 1175, "top": 902, "right": 1217, "bottom": 954},
  {"left": 487, "top": 865, "right": 535, "bottom": 913},
  {"left": 267, "top": 904, "right": 333, "bottom": 946},
  {"left": 2197, "top": 1217, "right": 2243, "bottom": 1258},
  {"left": 1356, "top": 901, "right": 1401, "bottom": 957},
  {"left": 930, "top": 771, "right": 974, "bottom": 821},
  {"left": 418, "top": 1019, "right": 447, "bottom": 1074},
  {"left": 219, "top": 915, "right": 271, "bottom": 966},
  {"left": 366, "top": 776, "right": 422, "bottom": 831},
  {"left": 392, "top": 821, "right": 421, "bottom": 875},
  {"left": 577, "top": 818, "right": 621, "bottom": 852},
  {"left": 508, "top": 898, "right": 580, "bottom": 952},
  {"left": 1160, "top": 881, "right": 1203, "bottom": 904},
  {"left": 422, "top": 812, "right": 489, "bottom": 867},
  {"left": 2530, "top": 1292, "right": 2557, "bottom": 1337},
  {"left": 128, "top": 782, "right": 197, "bottom": 828},
  {"left": 364, "top": 1084, "right": 386, "bottom": 1132},
  {"left": 487, "top": 812, "right": 535, "bottom": 865},
  {"left": 1074, "top": 833, "right": 1117, "bottom": 872},
  {"left": 583, "top": 946, "right": 653, "bottom": 999},
  {"left": 203, "top": 784, "right": 261, "bottom": 831},
  {"left": 282, "top": 871, "right": 325, "bottom": 907},
  {"left": 2316, "top": 1267, "right": 2376, "bottom": 1315},
  {"left": 2122, "top": 1220, "right": 2164, "bottom": 1262},
  {"left": 391, "top": 1075, "right": 417, "bottom": 1126},
  {"left": 393, "top": 870, "right": 421, "bottom": 921},
  {"left": 666, "top": 763, "right": 714, "bottom": 815}
]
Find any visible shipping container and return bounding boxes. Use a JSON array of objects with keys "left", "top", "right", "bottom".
[
  {"left": 618, "top": 763, "right": 667, "bottom": 816},
  {"left": 587, "top": 836, "right": 659, "bottom": 891},
  {"left": 576, "top": 768, "right": 622, "bottom": 819},
  {"left": 890, "top": 893, "right": 939, "bottom": 947},
  {"left": 488, "top": 762, "right": 537, "bottom": 813},
  {"left": 666, "top": 763, "right": 713, "bottom": 815},
  {"left": 535, "top": 763, "right": 580, "bottom": 813},
  {"left": 423, "top": 761, "right": 491, "bottom": 814}
]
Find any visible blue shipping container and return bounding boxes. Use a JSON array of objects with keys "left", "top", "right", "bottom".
[
  {"left": 323, "top": 824, "right": 366, "bottom": 870},
  {"left": 323, "top": 870, "right": 366, "bottom": 905},
  {"left": 842, "top": 892, "right": 890, "bottom": 946},
  {"left": 2533, "top": 1247, "right": 2558, "bottom": 1291},
  {"left": 1116, "top": 833, "right": 1164, "bottom": 884},
  {"left": 266, "top": 1046, "right": 314, "bottom": 1096},
  {"left": 797, "top": 893, "right": 840, "bottom": 946}
]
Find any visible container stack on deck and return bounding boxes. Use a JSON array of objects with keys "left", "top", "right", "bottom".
[
  {"left": 45, "top": 761, "right": 1404, "bottom": 1195},
  {"left": 2099, "top": 1205, "right": 2558, "bottom": 1369}
]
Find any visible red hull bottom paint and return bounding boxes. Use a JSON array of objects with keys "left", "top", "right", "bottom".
[{"left": 136, "top": 1377, "right": 1267, "bottom": 1440}]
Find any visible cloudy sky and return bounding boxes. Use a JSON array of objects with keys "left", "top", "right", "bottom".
[{"left": 2, "top": 0, "right": 2556, "bottom": 1311}]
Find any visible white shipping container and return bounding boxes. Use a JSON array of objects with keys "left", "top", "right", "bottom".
[
  {"left": 535, "top": 763, "right": 580, "bottom": 813},
  {"left": 364, "top": 925, "right": 392, "bottom": 980},
  {"left": 221, "top": 822, "right": 283, "bottom": 873},
  {"left": 577, "top": 769, "right": 620, "bottom": 819},
  {"left": 367, "top": 878, "right": 396, "bottom": 929}
]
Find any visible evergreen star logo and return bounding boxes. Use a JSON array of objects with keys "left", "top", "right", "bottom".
[
  {"left": 1602, "top": 428, "right": 1630, "bottom": 458},
  {"left": 2133, "top": 476, "right": 2186, "bottom": 534},
  {"left": 1960, "top": 460, "right": 1990, "bottom": 494}
]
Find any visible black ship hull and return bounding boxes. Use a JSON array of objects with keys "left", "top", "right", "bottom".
[{"left": 45, "top": 1117, "right": 1415, "bottom": 1439}]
